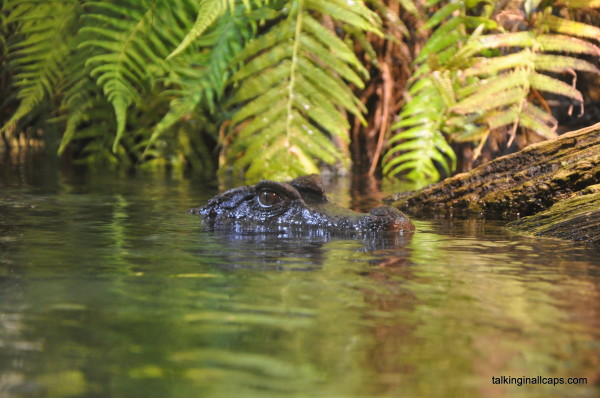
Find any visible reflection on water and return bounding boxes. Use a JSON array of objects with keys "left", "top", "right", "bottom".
[{"left": 0, "top": 168, "right": 599, "bottom": 398}]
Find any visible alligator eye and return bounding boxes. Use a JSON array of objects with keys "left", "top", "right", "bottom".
[{"left": 257, "top": 190, "right": 283, "bottom": 207}]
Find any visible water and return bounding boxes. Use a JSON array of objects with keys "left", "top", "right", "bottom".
[{"left": 1, "top": 161, "right": 599, "bottom": 398}]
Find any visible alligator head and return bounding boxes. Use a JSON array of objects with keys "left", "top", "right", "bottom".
[{"left": 189, "top": 174, "right": 415, "bottom": 233}]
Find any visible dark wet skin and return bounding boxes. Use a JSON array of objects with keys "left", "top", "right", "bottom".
[{"left": 189, "top": 174, "right": 415, "bottom": 233}]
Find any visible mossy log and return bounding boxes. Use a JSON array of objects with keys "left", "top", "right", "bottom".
[
  {"left": 390, "top": 123, "right": 600, "bottom": 217},
  {"left": 389, "top": 122, "right": 600, "bottom": 244},
  {"left": 507, "top": 185, "right": 599, "bottom": 245}
]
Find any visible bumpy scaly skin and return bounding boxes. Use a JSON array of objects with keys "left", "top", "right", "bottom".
[{"left": 189, "top": 175, "right": 415, "bottom": 233}]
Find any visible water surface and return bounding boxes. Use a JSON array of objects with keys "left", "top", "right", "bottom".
[{"left": 1, "top": 163, "right": 599, "bottom": 398}]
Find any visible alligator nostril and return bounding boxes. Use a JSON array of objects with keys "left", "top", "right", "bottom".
[
  {"left": 369, "top": 206, "right": 415, "bottom": 231},
  {"left": 369, "top": 206, "right": 402, "bottom": 217}
]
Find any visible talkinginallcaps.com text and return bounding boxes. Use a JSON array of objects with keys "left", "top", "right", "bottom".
[{"left": 491, "top": 376, "right": 588, "bottom": 386}]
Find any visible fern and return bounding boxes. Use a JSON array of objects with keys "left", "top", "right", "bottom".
[
  {"left": 142, "top": 2, "right": 255, "bottom": 169},
  {"left": 382, "top": 76, "right": 456, "bottom": 184},
  {"left": 79, "top": 0, "right": 172, "bottom": 152},
  {"left": 220, "top": 0, "right": 381, "bottom": 181},
  {"left": 58, "top": 73, "right": 103, "bottom": 156},
  {"left": 4, "top": 0, "right": 598, "bottom": 182},
  {"left": 1, "top": 0, "right": 80, "bottom": 135},
  {"left": 60, "top": 0, "right": 221, "bottom": 163},
  {"left": 166, "top": 0, "right": 228, "bottom": 60},
  {"left": 384, "top": 0, "right": 600, "bottom": 185}
]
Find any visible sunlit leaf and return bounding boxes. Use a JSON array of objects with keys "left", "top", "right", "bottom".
[
  {"left": 166, "top": 0, "right": 227, "bottom": 59},
  {"left": 529, "top": 72, "right": 583, "bottom": 102},
  {"left": 541, "top": 14, "right": 600, "bottom": 41},
  {"left": 533, "top": 54, "right": 600, "bottom": 74}
]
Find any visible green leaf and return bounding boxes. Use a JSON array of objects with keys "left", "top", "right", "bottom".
[
  {"left": 520, "top": 103, "right": 558, "bottom": 140},
  {"left": 475, "top": 31, "right": 536, "bottom": 49},
  {"left": 223, "top": 0, "right": 378, "bottom": 180},
  {"left": 231, "top": 63, "right": 290, "bottom": 104},
  {"left": 397, "top": 0, "right": 421, "bottom": 17},
  {"left": 231, "top": 44, "right": 293, "bottom": 82},
  {"left": 306, "top": 0, "right": 382, "bottom": 34},
  {"left": 464, "top": 50, "right": 535, "bottom": 77},
  {"left": 421, "top": 2, "right": 463, "bottom": 31},
  {"left": 555, "top": 0, "right": 600, "bottom": 7},
  {"left": 541, "top": 14, "right": 600, "bottom": 41},
  {"left": 302, "top": 14, "right": 365, "bottom": 72},
  {"left": 231, "top": 86, "right": 287, "bottom": 125},
  {"left": 415, "top": 19, "right": 463, "bottom": 63},
  {"left": 297, "top": 58, "right": 364, "bottom": 115},
  {"left": 533, "top": 54, "right": 600, "bottom": 74},
  {"left": 454, "top": 70, "right": 530, "bottom": 114},
  {"left": 2, "top": 1, "right": 79, "bottom": 134},
  {"left": 529, "top": 72, "right": 583, "bottom": 102},
  {"left": 231, "top": 21, "right": 294, "bottom": 64},
  {"left": 300, "top": 34, "right": 365, "bottom": 87},
  {"left": 485, "top": 108, "right": 519, "bottom": 130},
  {"left": 166, "top": 0, "right": 227, "bottom": 60},
  {"left": 537, "top": 34, "right": 600, "bottom": 56}
]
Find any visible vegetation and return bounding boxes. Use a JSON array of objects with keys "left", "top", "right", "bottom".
[
  {"left": 384, "top": 0, "right": 600, "bottom": 184},
  {"left": 1, "top": 0, "right": 599, "bottom": 185}
]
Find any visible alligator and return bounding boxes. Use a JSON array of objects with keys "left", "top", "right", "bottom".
[{"left": 189, "top": 174, "right": 414, "bottom": 233}]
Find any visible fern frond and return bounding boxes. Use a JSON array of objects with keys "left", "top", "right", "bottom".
[
  {"left": 383, "top": 77, "right": 456, "bottom": 185},
  {"left": 166, "top": 0, "right": 228, "bottom": 60},
  {"left": 396, "top": 0, "right": 421, "bottom": 18},
  {"left": 533, "top": 54, "right": 599, "bottom": 74},
  {"left": 529, "top": 72, "right": 582, "bottom": 102},
  {"left": 421, "top": 2, "right": 463, "bottom": 31},
  {"left": 520, "top": 103, "right": 558, "bottom": 140},
  {"left": 79, "top": 0, "right": 197, "bottom": 152},
  {"left": 224, "top": 0, "right": 380, "bottom": 181},
  {"left": 1, "top": 0, "right": 79, "bottom": 134},
  {"left": 58, "top": 72, "right": 102, "bottom": 155},
  {"left": 414, "top": 18, "right": 463, "bottom": 64},
  {"left": 74, "top": 0, "right": 218, "bottom": 157},
  {"left": 556, "top": 0, "right": 600, "bottom": 7},
  {"left": 541, "top": 14, "right": 600, "bottom": 41},
  {"left": 141, "top": 2, "right": 254, "bottom": 164},
  {"left": 80, "top": 1, "right": 152, "bottom": 152},
  {"left": 537, "top": 34, "right": 600, "bottom": 55},
  {"left": 384, "top": 0, "right": 599, "bottom": 184}
]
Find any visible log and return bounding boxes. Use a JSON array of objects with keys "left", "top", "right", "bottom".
[
  {"left": 389, "top": 123, "right": 600, "bottom": 217},
  {"left": 507, "top": 185, "right": 599, "bottom": 245},
  {"left": 388, "top": 122, "right": 600, "bottom": 244}
]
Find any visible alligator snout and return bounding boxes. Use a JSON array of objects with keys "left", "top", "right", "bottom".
[
  {"left": 192, "top": 175, "right": 415, "bottom": 233},
  {"left": 367, "top": 206, "right": 415, "bottom": 232}
]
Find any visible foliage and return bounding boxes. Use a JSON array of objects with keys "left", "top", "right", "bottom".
[
  {"left": 1, "top": 0, "right": 80, "bottom": 139},
  {"left": 1, "top": 0, "right": 599, "bottom": 185},
  {"left": 221, "top": 0, "right": 381, "bottom": 181},
  {"left": 1, "top": 0, "right": 381, "bottom": 181},
  {"left": 0, "top": 0, "right": 238, "bottom": 170},
  {"left": 383, "top": 0, "right": 600, "bottom": 186}
]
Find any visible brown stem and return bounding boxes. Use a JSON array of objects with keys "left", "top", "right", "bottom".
[{"left": 368, "top": 59, "right": 392, "bottom": 175}]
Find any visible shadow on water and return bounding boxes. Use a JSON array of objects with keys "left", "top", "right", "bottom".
[
  {"left": 0, "top": 164, "right": 599, "bottom": 398},
  {"left": 192, "top": 223, "right": 414, "bottom": 272}
]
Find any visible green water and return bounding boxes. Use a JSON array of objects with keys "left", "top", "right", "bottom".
[{"left": 1, "top": 163, "right": 599, "bottom": 398}]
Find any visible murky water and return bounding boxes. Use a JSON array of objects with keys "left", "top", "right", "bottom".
[{"left": 1, "top": 160, "right": 599, "bottom": 398}]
